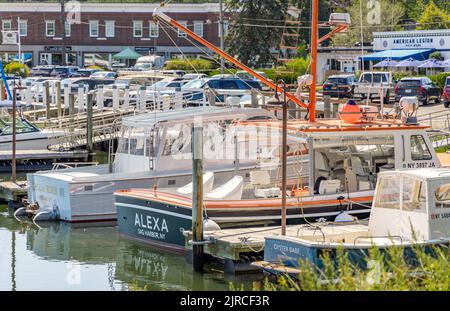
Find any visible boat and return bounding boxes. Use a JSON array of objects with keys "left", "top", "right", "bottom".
[
  {"left": 111, "top": 8, "right": 444, "bottom": 252},
  {"left": 0, "top": 111, "right": 65, "bottom": 151},
  {"left": 254, "top": 169, "right": 450, "bottom": 276},
  {"left": 22, "top": 106, "right": 308, "bottom": 222}
]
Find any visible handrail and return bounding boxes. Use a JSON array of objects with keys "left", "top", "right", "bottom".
[{"left": 353, "top": 235, "right": 403, "bottom": 246}]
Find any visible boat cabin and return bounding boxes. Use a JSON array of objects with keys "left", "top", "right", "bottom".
[
  {"left": 113, "top": 107, "right": 306, "bottom": 174},
  {"left": 370, "top": 169, "right": 450, "bottom": 241}
]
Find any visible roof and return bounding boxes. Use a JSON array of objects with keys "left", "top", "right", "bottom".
[
  {"left": 361, "top": 49, "right": 434, "bottom": 61},
  {"left": 121, "top": 107, "right": 274, "bottom": 128},
  {"left": 379, "top": 169, "right": 450, "bottom": 181}
]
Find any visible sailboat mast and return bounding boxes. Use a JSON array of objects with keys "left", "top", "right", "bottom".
[{"left": 309, "top": 0, "right": 319, "bottom": 122}]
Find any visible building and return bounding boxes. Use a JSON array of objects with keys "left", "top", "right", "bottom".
[
  {"left": 362, "top": 29, "right": 450, "bottom": 63},
  {"left": 0, "top": 2, "right": 228, "bottom": 67},
  {"left": 317, "top": 46, "right": 373, "bottom": 83}
]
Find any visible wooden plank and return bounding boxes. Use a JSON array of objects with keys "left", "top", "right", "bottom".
[{"left": 0, "top": 150, "right": 87, "bottom": 161}]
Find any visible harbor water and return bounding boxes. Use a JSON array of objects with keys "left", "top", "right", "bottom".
[{"left": 0, "top": 205, "right": 258, "bottom": 291}]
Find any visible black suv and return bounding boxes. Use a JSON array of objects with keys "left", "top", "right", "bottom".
[
  {"left": 322, "top": 74, "right": 356, "bottom": 98},
  {"left": 394, "top": 77, "right": 442, "bottom": 105}
]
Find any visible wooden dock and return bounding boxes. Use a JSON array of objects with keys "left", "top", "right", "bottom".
[
  {"left": 184, "top": 226, "right": 286, "bottom": 274},
  {"left": 0, "top": 149, "right": 88, "bottom": 161},
  {"left": 0, "top": 181, "right": 28, "bottom": 208}
]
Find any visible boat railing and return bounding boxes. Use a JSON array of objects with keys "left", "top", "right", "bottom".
[
  {"left": 418, "top": 109, "right": 450, "bottom": 130},
  {"left": 51, "top": 162, "right": 99, "bottom": 170}
]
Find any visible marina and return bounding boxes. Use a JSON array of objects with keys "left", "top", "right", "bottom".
[{"left": 0, "top": 0, "right": 449, "bottom": 296}]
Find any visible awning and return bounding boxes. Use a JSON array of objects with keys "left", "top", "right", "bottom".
[{"left": 360, "top": 49, "right": 434, "bottom": 61}]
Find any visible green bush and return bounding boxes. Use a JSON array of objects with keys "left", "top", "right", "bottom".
[
  {"left": 164, "top": 58, "right": 215, "bottom": 72},
  {"left": 4, "top": 62, "right": 30, "bottom": 78},
  {"left": 429, "top": 72, "right": 450, "bottom": 89},
  {"left": 234, "top": 244, "right": 450, "bottom": 291}
]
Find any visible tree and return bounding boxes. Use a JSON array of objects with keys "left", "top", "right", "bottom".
[
  {"left": 429, "top": 51, "right": 444, "bottom": 61},
  {"left": 332, "top": 0, "right": 405, "bottom": 46},
  {"left": 417, "top": 0, "right": 450, "bottom": 30},
  {"left": 225, "top": 0, "right": 289, "bottom": 67}
]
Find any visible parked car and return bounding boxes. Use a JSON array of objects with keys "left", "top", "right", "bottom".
[
  {"left": 322, "top": 74, "right": 356, "bottom": 98},
  {"left": 353, "top": 71, "right": 393, "bottom": 104},
  {"left": 29, "top": 66, "right": 55, "bottom": 77},
  {"left": 183, "top": 73, "right": 209, "bottom": 80},
  {"left": 61, "top": 77, "right": 115, "bottom": 94},
  {"left": 394, "top": 77, "right": 442, "bottom": 105},
  {"left": 443, "top": 77, "right": 450, "bottom": 108},
  {"left": 179, "top": 77, "right": 262, "bottom": 103},
  {"left": 77, "top": 68, "right": 101, "bottom": 77},
  {"left": 50, "top": 66, "right": 80, "bottom": 78},
  {"left": 90, "top": 71, "right": 117, "bottom": 79}
]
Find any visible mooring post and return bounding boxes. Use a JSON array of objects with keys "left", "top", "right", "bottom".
[
  {"left": 192, "top": 121, "right": 204, "bottom": 272},
  {"left": 69, "top": 93, "right": 75, "bottom": 133},
  {"left": 12, "top": 89, "right": 17, "bottom": 183},
  {"left": 56, "top": 80, "right": 62, "bottom": 119},
  {"left": 86, "top": 92, "right": 94, "bottom": 155},
  {"left": 324, "top": 95, "right": 331, "bottom": 118},
  {"left": 44, "top": 81, "right": 50, "bottom": 119},
  {"left": 0, "top": 79, "right": 4, "bottom": 101},
  {"left": 280, "top": 81, "right": 288, "bottom": 236},
  {"left": 250, "top": 88, "right": 258, "bottom": 108}
]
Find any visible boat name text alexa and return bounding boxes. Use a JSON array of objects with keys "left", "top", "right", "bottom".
[{"left": 135, "top": 213, "right": 169, "bottom": 239}]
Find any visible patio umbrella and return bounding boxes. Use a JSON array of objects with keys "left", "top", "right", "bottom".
[
  {"left": 395, "top": 57, "right": 423, "bottom": 68},
  {"left": 373, "top": 59, "right": 398, "bottom": 68},
  {"left": 443, "top": 59, "right": 450, "bottom": 69},
  {"left": 418, "top": 59, "right": 445, "bottom": 69}
]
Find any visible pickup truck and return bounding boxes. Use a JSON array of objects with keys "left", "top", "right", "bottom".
[{"left": 353, "top": 71, "right": 394, "bottom": 104}]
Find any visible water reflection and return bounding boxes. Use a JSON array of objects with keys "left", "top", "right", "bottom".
[{"left": 0, "top": 206, "right": 258, "bottom": 291}]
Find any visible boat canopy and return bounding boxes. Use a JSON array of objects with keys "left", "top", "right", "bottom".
[{"left": 369, "top": 169, "right": 450, "bottom": 241}]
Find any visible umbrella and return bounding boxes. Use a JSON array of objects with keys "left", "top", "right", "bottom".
[
  {"left": 113, "top": 48, "right": 142, "bottom": 60},
  {"left": 395, "top": 57, "right": 423, "bottom": 68},
  {"left": 418, "top": 59, "right": 445, "bottom": 68},
  {"left": 443, "top": 59, "right": 450, "bottom": 68},
  {"left": 373, "top": 59, "right": 398, "bottom": 68}
]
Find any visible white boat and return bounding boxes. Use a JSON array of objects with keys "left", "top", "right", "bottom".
[
  {"left": 23, "top": 106, "right": 307, "bottom": 222},
  {"left": 255, "top": 169, "right": 450, "bottom": 275},
  {"left": 0, "top": 114, "right": 65, "bottom": 151}
]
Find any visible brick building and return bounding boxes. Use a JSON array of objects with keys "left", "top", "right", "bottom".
[{"left": 0, "top": 2, "right": 228, "bottom": 67}]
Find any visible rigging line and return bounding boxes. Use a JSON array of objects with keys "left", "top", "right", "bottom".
[
  {"left": 159, "top": 23, "right": 199, "bottom": 74},
  {"left": 163, "top": 23, "right": 266, "bottom": 94}
]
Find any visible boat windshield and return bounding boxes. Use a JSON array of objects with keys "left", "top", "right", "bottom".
[
  {"left": 0, "top": 117, "right": 38, "bottom": 135},
  {"left": 182, "top": 79, "right": 205, "bottom": 90}
]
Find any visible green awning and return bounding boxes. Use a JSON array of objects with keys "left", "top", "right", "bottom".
[{"left": 113, "top": 48, "right": 142, "bottom": 60}]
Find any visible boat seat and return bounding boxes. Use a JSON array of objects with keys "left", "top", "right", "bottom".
[
  {"left": 349, "top": 156, "right": 372, "bottom": 190},
  {"left": 315, "top": 151, "right": 331, "bottom": 178},
  {"left": 250, "top": 170, "right": 281, "bottom": 198},
  {"left": 206, "top": 176, "right": 244, "bottom": 200},
  {"left": 176, "top": 172, "right": 214, "bottom": 196},
  {"left": 318, "top": 179, "right": 342, "bottom": 195}
]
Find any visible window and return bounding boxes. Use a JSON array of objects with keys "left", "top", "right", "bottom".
[
  {"left": 219, "top": 20, "right": 229, "bottom": 37},
  {"left": 410, "top": 135, "right": 432, "bottom": 161},
  {"left": 435, "top": 184, "right": 450, "bottom": 208},
  {"left": 64, "top": 21, "right": 71, "bottom": 37},
  {"left": 133, "top": 21, "right": 143, "bottom": 37},
  {"left": 374, "top": 175, "right": 400, "bottom": 209},
  {"left": 18, "top": 20, "right": 27, "bottom": 36},
  {"left": 149, "top": 21, "right": 159, "bottom": 38},
  {"left": 2, "top": 20, "right": 12, "bottom": 31},
  {"left": 45, "top": 20, "right": 55, "bottom": 37},
  {"left": 105, "top": 20, "right": 115, "bottom": 38},
  {"left": 178, "top": 21, "right": 187, "bottom": 38},
  {"left": 89, "top": 20, "right": 99, "bottom": 37},
  {"left": 193, "top": 21, "right": 203, "bottom": 37},
  {"left": 402, "top": 176, "right": 426, "bottom": 212}
]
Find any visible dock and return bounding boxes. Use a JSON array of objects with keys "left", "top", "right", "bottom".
[
  {"left": 0, "top": 181, "right": 28, "bottom": 208},
  {"left": 184, "top": 226, "right": 285, "bottom": 274}
]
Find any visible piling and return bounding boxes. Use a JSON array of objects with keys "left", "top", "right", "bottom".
[
  {"left": 11, "top": 89, "right": 17, "bottom": 183},
  {"left": 44, "top": 81, "right": 50, "bottom": 119},
  {"left": 86, "top": 93, "right": 94, "bottom": 154},
  {"left": 324, "top": 95, "right": 331, "bottom": 118},
  {"left": 56, "top": 81, "right": 62, "bottom": 119},
  {"left": 250, "top": 89, "right": 258, "bottom": 108},
  {"left": 0, "top": 80, "right": 4, "bottom": 101},
  {"left": 207, "top": 88, "right": 216, "bottom": 106},
  {"left": 192, "top": 122, "right": 204, "bottom": 272}
]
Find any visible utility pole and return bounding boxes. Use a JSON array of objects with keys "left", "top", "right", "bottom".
[
  {"left": 60, "top": 0, "right": 67, "bottom": 66},
  {"left": 219, "top": 0, "right": 225, "bottom": 74},
  {"left": 17, "top": 17, "right": 22, "bottom": 64}
]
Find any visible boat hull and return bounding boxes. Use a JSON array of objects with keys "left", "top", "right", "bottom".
[{"left": 114, "top": 191, "right": 372, "bottom": 252}]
